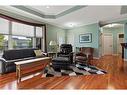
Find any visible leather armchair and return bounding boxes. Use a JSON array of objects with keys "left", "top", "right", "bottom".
[
  {"left": 80, "top": 47, "right": 94, "bottom": 63},
  {"left": 52, "top": 44, "right": 73, "bottom": 69},
  {"left": 74, "top": 52, "right": 88, "bottom": 64},
  {"left": 57, "top": 44, "right": 73, "bottom": 63}
]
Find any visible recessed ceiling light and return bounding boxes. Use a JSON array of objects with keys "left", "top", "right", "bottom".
[
  {"left": 65, "top": 22, "right": 78, "bottom": 28},
  {"left": 66, "top": 23, "right": 76, "bottom": 28},
  {"left": 69, "top": 24, "right": 74, "bottom": 27}
]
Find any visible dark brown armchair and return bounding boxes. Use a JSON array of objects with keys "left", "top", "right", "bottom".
[
  {"left": 76, "top": 47, "right": 94, "bottom": 64},
  {"left": 74, "top": 52, "right": 88, "bottom": 64}
]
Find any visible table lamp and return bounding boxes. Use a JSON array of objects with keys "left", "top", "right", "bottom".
[{"left": 49, "top": 40, "right": 57, "bottom": 52}]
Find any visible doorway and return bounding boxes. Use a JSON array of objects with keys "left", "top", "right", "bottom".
[
  {"left": 100, "top": 23, "right": 124, "bottom": 56},
  {"left": 117, "top": 33, "right": 124, "bottom": 55}
]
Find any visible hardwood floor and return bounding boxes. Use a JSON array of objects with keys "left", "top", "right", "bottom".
[{"left": 0, "top": 55, "right": 127, "bottom": 89}]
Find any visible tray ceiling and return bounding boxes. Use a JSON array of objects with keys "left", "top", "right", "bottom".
[{"left": 0, "top": 6, "right": 127, "bottom": 29}]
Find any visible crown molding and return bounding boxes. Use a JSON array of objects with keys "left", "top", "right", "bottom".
[{"left": 12, "top": 6, "right": 86, "bottom": 19}]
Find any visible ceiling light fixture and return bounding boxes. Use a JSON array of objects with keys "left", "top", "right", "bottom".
[
  {"left": 46, "top": 6, "right": 50, "bottom": 8},
  {"left": 69, "top": 23, "right": 74, "bottom": 27},
  {"left": 66, "top": 23, "right": 76, "bottom": 28},
  {"left": 65, "top": 22, "right": 78, "bottom": 28}
]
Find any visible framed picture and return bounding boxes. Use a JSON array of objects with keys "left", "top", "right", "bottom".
[{"left": 79, "top": 33, "right": 92, "bottom": 43}]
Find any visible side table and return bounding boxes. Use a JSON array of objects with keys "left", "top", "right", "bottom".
[{"left": 48, "top": 52, "right": 57, "bottom": 58}]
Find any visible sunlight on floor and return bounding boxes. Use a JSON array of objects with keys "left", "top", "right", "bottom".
[
  {"left": 65, "top": 83, "right": 76, "bottom": 89},
  {"left": 107, "top": 85, "right": 115, "bottom": 89}
]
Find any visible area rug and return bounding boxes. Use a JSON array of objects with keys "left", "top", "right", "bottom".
[{"left": 42, "top": 63, "right": 107, "bottom": 77}]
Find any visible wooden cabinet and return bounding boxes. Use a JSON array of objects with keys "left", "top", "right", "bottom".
[{"left": 121, "top": 43, "right": 127, "bottom": 59}]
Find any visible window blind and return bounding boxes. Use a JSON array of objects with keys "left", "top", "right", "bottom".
[
  {"left": 0, "top": 18, "right": 9, "bottom": 34},
  {"left": 12, "top": 22, "right": 34, "bottom": 37}
]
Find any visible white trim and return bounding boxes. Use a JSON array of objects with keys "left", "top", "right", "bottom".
[{"left": 117, "top": 32, "right": 124, "bottom": 54}]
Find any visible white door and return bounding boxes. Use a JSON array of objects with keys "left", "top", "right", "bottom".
[{"left": 103, "top": 33, "right": 113, "bottom": 55}]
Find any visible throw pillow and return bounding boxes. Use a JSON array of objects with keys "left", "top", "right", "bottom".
[{"left": 34, "top": 50, "right": 43, "bottom": 57}]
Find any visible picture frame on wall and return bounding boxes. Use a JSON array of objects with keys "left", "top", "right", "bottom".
[{"left": 79, "top": 33, "right": 92, "bottom": 43}]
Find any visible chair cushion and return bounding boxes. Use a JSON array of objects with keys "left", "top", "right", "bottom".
[
  {"left": 52, "top": 62, "right": 70, "bottom": 65},
  {"left": 52, "top": 57, "right": 69, "bottom": 62},
  {"left": 76, "top": 56, "right": 87, "bottom": 61}
]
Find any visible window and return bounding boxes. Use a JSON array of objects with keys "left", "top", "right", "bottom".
[
  {"left": 0, "top": 17, "right": 9, "bottom": 56},
  {"left": 0, "top": 15, "right": 46, "bottom": 54},
  {"left": 12, "top": 36, "right": 33, "bottom": 49},
  {"left": 36, "top": 27, "right": 43, "bottom": 37},
  {"left": 119, "top": 34, "right": 124, "bottom": 38},
  {"left": 12, "top": 22, "right": 34, "bottom": 37},
  {"left": 0, "top": 18, "right": 9, "bottom": 34},
  {"left": 35, "top": 27, "right": 44, "bottom": 50},
  {"left": 12, "top": 22, "right": 35, "bottom": 49},
  {"left": 0, "top": 34, "right": 8, "bottom": 55},
  {"left": 36, "top": 38, "right": 42, "bottom": 49}
]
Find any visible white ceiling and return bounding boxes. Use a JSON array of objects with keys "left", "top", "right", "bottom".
[
  {"left": 0, "top": 6, "right": 127, "bottom": 29},
  {"left": 30, "top": 6, "right": 74, "bottom": 15},
  {"left": 46, "top": 6, "right": 124, "bottom": 28}
]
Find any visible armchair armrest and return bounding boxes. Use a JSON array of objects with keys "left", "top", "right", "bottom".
[
  {"left": 57, "top": 52, "right": 64, "bottom": 57},
  {"left": 69, "top": 52, "right": 73, "bottom": 63},
  {"left": 0, "top": 58, "right": 7, "bottom": 62},
  {"left": 42, "top": 52, "right": 48, "bottom": 57},
  {"left": 0, "top": 58, "right": 7, "bottom": 74}
]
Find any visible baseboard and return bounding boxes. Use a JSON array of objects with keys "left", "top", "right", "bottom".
[
  {"left": 124, "top": 59, "right": 127, "bottom": 62},
  {"left": 112, "top": 54, "right": 119, "bottom": 56},
  {"left": 93, "top": 57, "right": 100, "bottom": 59}
]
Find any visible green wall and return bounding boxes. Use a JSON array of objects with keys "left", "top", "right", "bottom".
[
  {"left": 46, "top": 22, "right": 126, "bottom": 59},
  {"left": 66, "top": 23, "right": 100, "bottom": 58},
  {"left": 46, "top": 24, "right": 66, "bottom": 52},
  {"left": 102, "top": 27, "right": 124, "bottom": 54},
  {"left": 45, "top": 23, "right": 125, "bottom": 59},
  {"left": 112, "top": 19, "right": 127, "bottom": 60}
]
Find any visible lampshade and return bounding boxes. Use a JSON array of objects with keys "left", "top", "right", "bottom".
[{"left": 49, "top": 40, "right": 57, "bottom": 46}]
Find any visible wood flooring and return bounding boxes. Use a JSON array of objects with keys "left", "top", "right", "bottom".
[{"left": 0, "top": 55, "right": 127, "bottom": 89}]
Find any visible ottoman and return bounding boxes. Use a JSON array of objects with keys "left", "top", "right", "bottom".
[{"left": 52, "top": 57, "right": 71, "bottom": 69}]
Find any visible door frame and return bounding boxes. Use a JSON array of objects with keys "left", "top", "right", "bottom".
[
  {"left": 102, "top": 33, "right": 113, "bottom": 56},
  {"left": 117, "top": 32, "right": 124, "bottom": 54}
]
